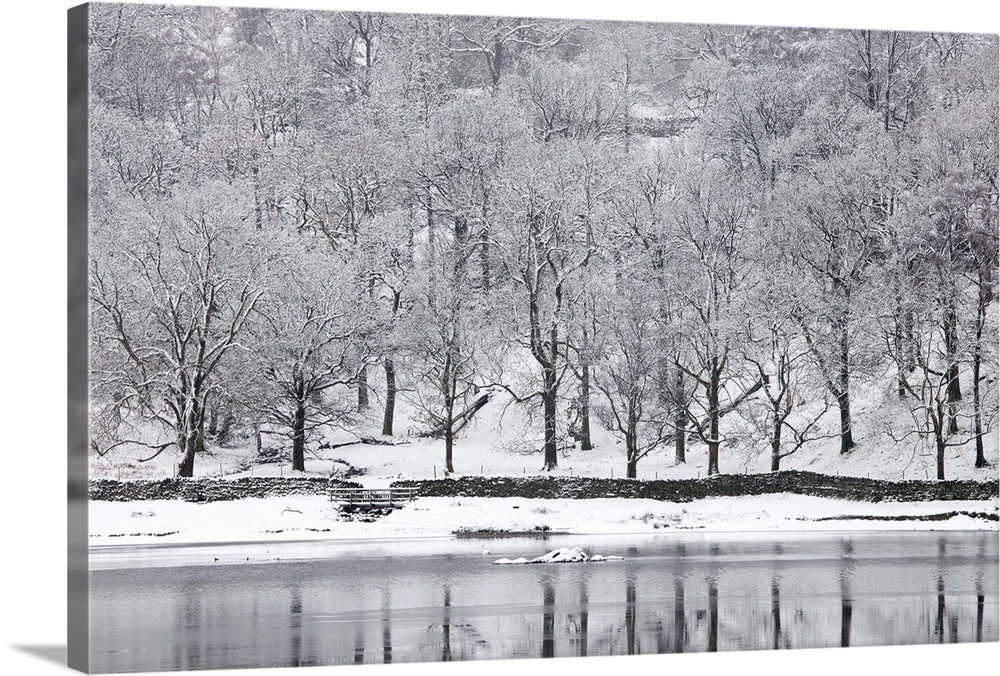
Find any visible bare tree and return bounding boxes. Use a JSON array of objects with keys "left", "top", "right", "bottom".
[
  {"left": 743, "top": 327, "right": 834, "bottom": 471},
  {"left": 593, "top": 282, "right": 673, "bottom": 478},
  {"left": 496, "top": 143, "right": 600, "bottom": 470},
  {"left": 90, "top": 185, "right": 265, "bottom": 477},
  {"left": 446, "top": 15, "right": 576, "bottom": 88},
  {"left": 671, "top": 151, "right": 755, "bottom": 475},
  {"left": 254, "top": 241, "right": 369, "bottom": 471},
  {"left": 840, "top": 29, "right": 927, "bottom": 131},
  {"left": 774, "top": 97, "right": 891, "bottom": 455},
  {"left": 888, "top": 300, "right": 972, "bottom": 480},
  {"left": 402, "top": 225, "right": 484, "bottom": 474}
]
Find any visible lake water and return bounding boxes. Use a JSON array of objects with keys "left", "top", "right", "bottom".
[{"left": 89, "top": 531, "right": 999, "bottom": 673}]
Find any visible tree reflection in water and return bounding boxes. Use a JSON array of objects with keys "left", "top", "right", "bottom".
[
  {"left": 442, "top": 584, "right": 452, "bottom": 662},
  {"left": 88, "top": 532, "right": 999, "bottom": 673},
  {"left": 542, "top": 579, "right": 555, "bottom": 658},
  {"left": 840, "top": 537, "right": 854, "bottom": 648}
]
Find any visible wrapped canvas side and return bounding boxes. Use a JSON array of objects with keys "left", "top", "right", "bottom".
[{"left": 68, "top": 4, "right": 90, "bottom": 673}]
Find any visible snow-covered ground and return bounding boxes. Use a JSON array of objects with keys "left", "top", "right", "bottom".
[
  {"left": 89, "top": 383, "right": 998, "bottom": 548},
  {"left": 89, "top": 381, "right": 999, "bottom": 485},
  {"left": 89, "top": 492, "right": 998, "bottom": 550}
]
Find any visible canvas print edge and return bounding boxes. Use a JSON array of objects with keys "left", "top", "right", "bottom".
[{"left": 70, "top": 0, "right": 999, "bottom": 674}]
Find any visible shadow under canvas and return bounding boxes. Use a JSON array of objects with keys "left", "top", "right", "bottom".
[{"left": 14, "top": 645, "right": 67, "bottom": 667}]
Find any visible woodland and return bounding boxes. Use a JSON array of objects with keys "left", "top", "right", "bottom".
[{"left": 86, "top": 5, "right": 999, "bottom": 482}]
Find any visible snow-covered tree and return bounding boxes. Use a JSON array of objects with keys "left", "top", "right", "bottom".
[
  {"left": 90, "top": 183, "right": 266, "bottom": 477},
  {"left": 254, "top": 239, "right": 370, "bottom": 472},
  {"left": 593, "top": 277, "right": 673, "bottom": 478},
  {"left": 402, "top": 247, "right": 484, "bottom": 474},
  {"left": 771, "top": 97, "right": 892, "bottom": 456},
  {"left": 670, "top": 149, "right": 756, "bottom": 475}
]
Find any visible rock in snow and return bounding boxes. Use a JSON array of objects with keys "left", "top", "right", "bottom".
[
  {"left": 531, "top": 547, "right": 589, "bottom": 563},
  {"left": 493, "top": 547, "right": 624, "bottom": 565}
]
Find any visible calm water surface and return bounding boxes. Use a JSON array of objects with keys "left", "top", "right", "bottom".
[{"left": 89, "top": 531, "right": 999, "bottom": 673}]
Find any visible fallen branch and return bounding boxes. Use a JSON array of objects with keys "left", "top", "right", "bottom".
[
  {"left": 319, "top": 436, "right": 411, "bottom": 451},
  {"left": 418, "top": 392, "right": 493, "bottom": 438},
  {"left": 720, "top": 378, "right": 765, "bottom": 417},
  {"left": 688, "top": 378, "right": 765, "bottom": 441}
]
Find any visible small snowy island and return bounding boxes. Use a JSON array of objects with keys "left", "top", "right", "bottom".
[{"left": 493, "top": 547, "right": 625, "bottom": 564}]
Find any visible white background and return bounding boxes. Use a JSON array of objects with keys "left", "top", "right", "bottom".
[{"left": 1, "top": 1, "right": 997, "bottom": 675}]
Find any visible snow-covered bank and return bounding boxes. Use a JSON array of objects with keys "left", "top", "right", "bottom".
[{"left": 89, "top": 493, "right": 999, "bottom": 549}]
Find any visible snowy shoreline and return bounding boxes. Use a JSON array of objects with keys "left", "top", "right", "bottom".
[{"left": 89, "top": 492, "right": 999, "bottom": 550}]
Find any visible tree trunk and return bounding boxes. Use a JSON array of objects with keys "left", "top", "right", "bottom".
[
  {"left": 193, "top": 384, "right": 208, "bottom": 457},
  {"left": 479, "top": 226, "right": 490, "bottom": 293},
  {"left": 177, "top": 433, "right": 196, "bottom": 478},
  {"left": 292, "top": 378, "right": 306, "bottom": 472},
  {"left": 770, "top": 413, "right": 783, "bottom": 472},
  {"left": 935, "top": 406, "right": 946, "bottom": 481},
  {"left": 837, "top": 318, "right": 855, "bottom": 454},
  {"left": 674, "top": 366, "right": 686, "bottom": 463},
  {"left": 626, "top": 425, "right": 638, "bottom": 479},
  {"left": 944, "top": 303, "right": 962, "bottom": 434},
  {"left": 357, "top": 363, "right": 369, "bottom": 411},
  {"left": 894, "top": 299, "right": 907, "bottom": 399},
  {"left": 426, "top": 196, "right": 435, "bottom": 275},
  {"left": 707, "top": 367, "right": 721, "bottom": 475},
  {"left": 177, "top": 389, "right": 201, "bottom": 478},
  {"left": 580, "top": 364, "right": 593, "bottom": 451},
  {"left": 252, "top": 163, "right": 263, "bottom": 231},
  {"left": 444, "top": 416, "right": 455, "bottom": 475},
  {"left": 936, "top": 435, "right": 946, "bottom": 481},
  {"left": 707, "top": 440, "right": 720, "bottom": 476},
  {"left": 177, "top": 420, "right": 198, "bottom": 478},
  {"left": 973, "top": 344, "right": 986, "bottom": 468},
  {"left": 454, "top": 216, "right": 468, "bottom": 280},
  {"left": 490, "top": 26, "right": 504, "bottom": 87},
  {"left": 542, "top": 365, "right": 558, "bottom": 470},
  {"left": 837, "top": 388, "right": 854, "bottom": 454},
  {"left": 904, "top": 308, "right": 915, "bottom": 374},
  {"left": 974, "top": 271, "right": 989, "bottom": 468},
  {"left": 382, "top": 358, "right": 396, "bottom": 436},
  {"left": 292, "top": 403, "right": 306, "bottom": 472},
  {"left": 444, "top": 355, "right": 456, "bottom": 473},
  {"left": 194, "top": 423, "right": 207, "bottom": 457}
]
